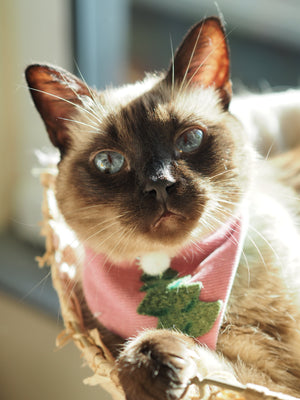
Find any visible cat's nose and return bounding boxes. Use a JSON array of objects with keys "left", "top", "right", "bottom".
[
  {"left": 144, "top": 178, "right": 176, "bottom": 203},
  {"left": 143, "top": 159, "right": 176, "bottom": 202}
]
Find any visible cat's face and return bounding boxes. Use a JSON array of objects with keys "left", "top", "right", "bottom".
[{"left": 26, "top": 18, "right": 253, "bottom": 262}]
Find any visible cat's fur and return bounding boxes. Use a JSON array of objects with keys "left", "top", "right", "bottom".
[{"left": 26, "top": 18, "right": 300, "bottom": 399}]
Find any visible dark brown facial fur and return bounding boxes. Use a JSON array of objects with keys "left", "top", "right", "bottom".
[{"left": 54, "top": 84, "right": 250, "bottom": 261}]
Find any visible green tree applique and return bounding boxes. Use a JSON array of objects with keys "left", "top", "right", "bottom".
[{"left": 137, "top": 268, "right": 222, "bottom": 337}]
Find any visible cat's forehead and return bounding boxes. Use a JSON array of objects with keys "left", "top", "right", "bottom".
[
  {"left": 98, "top": 75, "right": 226, "bottom": 129},
  {"left": 70, "top": 74, "right": 229, "bottom": 150},
  {"left": 100, "top": 74, "right": 162, "bottom": 109}
]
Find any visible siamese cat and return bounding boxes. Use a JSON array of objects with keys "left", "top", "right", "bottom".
[{"left": 26, "top": 17, "right": 300, "bottom": 400}]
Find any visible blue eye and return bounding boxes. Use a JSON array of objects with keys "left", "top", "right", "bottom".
[
  {"left": 94, "top": 151, "right": 125, "bottom": 174},
  {"left": 176, "top": 129, "right": 203, "bottom": 153}
]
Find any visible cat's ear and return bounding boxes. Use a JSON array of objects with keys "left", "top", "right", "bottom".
[
  {"left": 25, "top": 64, "right": 93, "bottom": 155},
  {"left": 166, "top": 17, "right": 232, "bottom": 108}
]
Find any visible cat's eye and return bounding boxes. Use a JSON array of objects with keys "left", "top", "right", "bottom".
[
  {"left": 176, "top": 128, "right": 204, "bottom": 153},
  {"left": 94, "top": 151, "right": 125, "bottom": 174}
]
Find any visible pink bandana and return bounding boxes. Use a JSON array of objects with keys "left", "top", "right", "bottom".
[{"left": 83, "top": 215, "right": 247, "bottom": 349}]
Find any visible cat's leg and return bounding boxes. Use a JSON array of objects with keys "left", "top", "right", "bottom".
[
  {"left": 218, "top": 227, "right": 300, "bottom": 397},
  {"left": 117, "top": 325, "right": 300, "bottom": 400},
  {"left": 117, "top": 329, "right": 237, "bottom": 400}
]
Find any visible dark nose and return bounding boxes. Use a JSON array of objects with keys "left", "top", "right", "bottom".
[
  {"left": 143, "top": 159, "right": 176, "bottom": 202},
  {"left": 144, "top": 178, "right": 176, "bottom": 203}
]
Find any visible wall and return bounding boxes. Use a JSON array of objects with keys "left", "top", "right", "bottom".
[{"left": 0, "top": 0, "right": 72, "bottom": 242}]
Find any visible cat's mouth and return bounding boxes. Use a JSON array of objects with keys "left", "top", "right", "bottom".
[{"left": 152, "top": 209, "right": 185, "bottom": 230}]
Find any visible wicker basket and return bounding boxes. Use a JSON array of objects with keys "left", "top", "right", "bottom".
[{"left": 37, "top": 167, "right": 299, "bottom": 400}]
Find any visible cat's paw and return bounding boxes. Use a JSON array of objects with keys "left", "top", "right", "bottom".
[{"left": 117, "top": 330, "right": 199, "bottom": 400}]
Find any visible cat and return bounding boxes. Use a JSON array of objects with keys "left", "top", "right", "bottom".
[{"left": 25, "top": 17, "right": 300, "bottom": 400}]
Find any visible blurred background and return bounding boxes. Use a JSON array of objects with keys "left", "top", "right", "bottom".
[{"left": 0, "top": 0, "right": 300, "bottom": 399}]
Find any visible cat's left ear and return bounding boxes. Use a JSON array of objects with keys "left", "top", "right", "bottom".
[{"left": 166, "top": 17, "right": 232, "bottom": 108}]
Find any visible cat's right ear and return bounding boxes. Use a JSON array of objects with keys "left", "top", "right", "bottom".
[{"left": 25, "top": 64, "right": 92, "bottom": 155}]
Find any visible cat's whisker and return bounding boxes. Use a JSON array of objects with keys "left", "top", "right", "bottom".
[
  {"left": 212, "top": 204, "right": 239, "bottom": 219},
  {"left": 27, "top": 86, "right": 102, "bottom": 127},
  {"left": 63, "top": 204, "right": 108, "bottom": 214},
  {"left": 75, "top": 207, "right": 130, "bottom": 216},
  {"left": 57, "top": 117, "right": 99, "bottom": 131},
  {"left": 199, "top": 213, "right": 220, "bottom": 233},
  {"left": 58, "top": 70, "right": 104, "bottom": 125},
  {"left": 178, "top": 23, "right": 205, "bottom": 96},
  {"left": 264, "top": 142, "right": 275, "bottom": 161},
  {"left": 20, "top": 269, "right": 52, "bottom": 303},
  {"left": 217, "top": 186, "right": 246, "bottom": 196},
  {"left": 276, "top": 192, "right": 300, "bottom": 203},
  {"left": 82, "top": 220, "right": 122, "bottom": 244},
  {"left": 247, "top": 223, "right": 281, "bottom": 263},
  {"left": 216, "top": 198, "right": 240, "bottom": 206},
  {"left": 79, "top": 211, "right": 132, "bottom": 247},
  {"left": 62, "top": 274, "right": 79, "bottom": 320},
  {"left": 113, "top": 226, "right": 136, "bottom": 258},
  {"left": 192, "top": 210, "right": 251, "bottom": 286},
  {"left": 205, "top": 212, "right": 231, "bottom": 230},
  {"left": 82, "top": 244, "right": 104, "bottom": 269},
  {"left": 90, "top": 212, "right": 128, "bottom": 227},
  {"left": 208, "top": 180, "right": 246, "bottom": 192},
  {"left": 190, "top": 212, "right": 223, "bottom": 246},
  {"left": 84, "top": 220, "right": 120, "bottom": 234},
  {"left": 103, "top": 226, "right": 137, "bottom": 269},
  {"left": 169, "top": 33, "right": 175, "bottom": 100},
  {"left": 62, "top": 209, "right": 131, "bottom": 224},
  {"left": 85, "top": 227, "right": 131, "bottom": 268},
  {"left": 102, "top": 236, "right": 126, "bottom": 267},
  {"left": 183, "top": 26, "right": 236, "bottom": 93},
  {"left": 240, "top": 248, "right": 251, "bottom": 287},
  {"left": 202, "top": 211, "right": 243, "bottom": 249},
  {"left": 188, "top": 239, "right": 205, "bottom": 255},
  {"left": 73, "top": 60, "right": 107, "bottom": 116},
  {"left": 120, "top": 225, "right": 139, "bottom": 258},
  {"left": 77, "top": 227, "right": 126, "bottom": 271},
  {"left": 207, "top": 169, "right": 236, "bottom": 181},
  {"left": 214, "top": 198, "right": 282, "bottom": 265},
  {"left": 245, "top": 233, "right": 267, "bottom": 270}
]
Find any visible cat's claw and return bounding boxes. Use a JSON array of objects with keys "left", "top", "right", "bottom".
[{"left": 117, "top": 330, "right": 199, "bottom": 400}]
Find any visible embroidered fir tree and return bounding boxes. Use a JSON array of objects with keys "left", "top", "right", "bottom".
[{"left": 138, "top": 268, "right": 222, "bottom": 337}]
